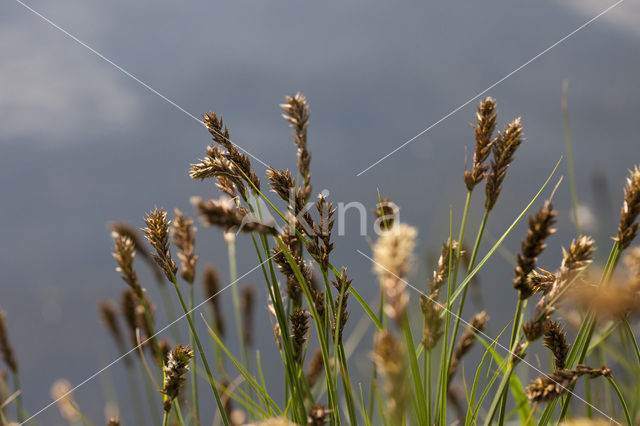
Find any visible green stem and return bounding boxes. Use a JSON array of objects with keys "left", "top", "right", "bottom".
[
  {"left": 403, "top": 315, "right": 427, "bottom": 425},
  {"left": 228, "top": 234, "right": 248, "bottom": 371},
  {"left": 162, "top": 410, "right": 169, "bottom": 426},
  {"left": 189, "top": 283, "right": 199, "bottom": 423},
  {"left": 446, "top": 208, "right": 489, "bottom": 388},
  {"left": 170, "top": 277, "right": 230, "bottom": 426}
]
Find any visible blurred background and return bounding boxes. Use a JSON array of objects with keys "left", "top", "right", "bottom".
[{"left": 1, "top": 0, "right": 639, "bottom": 423}]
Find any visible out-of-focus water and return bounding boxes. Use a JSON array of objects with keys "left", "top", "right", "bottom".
[{"left": 1, "top": 0, "right": 639, "bottom": 423}]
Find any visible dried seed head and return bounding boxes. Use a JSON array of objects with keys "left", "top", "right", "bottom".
[
  {"left": 120, "top": 289, "right": 139, "bottom": 348},
  {"left": 420, "top": 294, "right": 444, "bottom": 350},
  {"left": 307, "top": 404, "right": 331, "bottom": 426},
  {"left": 99, "top": 300, "right": 127, "bottom": 356},
  {"left": 567, "top": 279, "right": 640, "bottom": 320},
  {"left": 241, "top": 285, "right": 256, "bottom": 347},
  {"left": 290, "top": 308, "right": 309, "bottom": 363},
  {"left": 544, "top": 321, "right": 569, "bottom": 371},
  {"left": 546, "top": 236, "right": 595, "bottom": 303},
  {"left": 524, "top": 317, "right": 549, "bottom": 342},
  {"left": 528, "top": 268, "right": 556, "bottom": 295},
  {"left": 513, "top": 200, "right": 557, "bottom": 299},
  {"left": 465, "top": 97, "right": 497, "bottom": 191},
  {"left": 373, "top": 197, "right": 398, "bottom": 231},
  {"left": 373, "top": 223, "right": 417, "bottom": 324},
  {"left": 623, "top": 246, "right": 640, "bottom": 278},
  {"left": 0, "top": 311, "right": 17, "bottom": 373},
  {"left": 111, "top": 232, "right": 142, "bottom": 295},
  {"left": 373, "top": 223, "right": 418, "bottom": 280},
  {"left": 161, "top": 345, "right": 194, "bottom": 411},
  {"left": 305, "top": 348, "right": 324, "bottom": 386},
  {"left": 172, "top": 209, "right": 198, "bottom": 284},
  {"left": 485, "top": 118, "right": 524, "bottom": 211},
  {"left": 615, "top": 166, "right": 640, "bottom": 250},
  {"left": 373, "top": 331, "right": 409, "bottom": 425},
  {"left": 107, "top": 418, "right": 120, "bottom": 426},
  {"left": 191, "top": 196, "right": 277, "bottom": 235},
  {"left": 159, "top": 339, "right": 171, "bottom": 364},
  {"left": 526, "top": 365, "right": 611, "bottom": 403},
  {"left": 430, "top": 239, "right": 460, "bottom": 293},
  {"left": 448, "top": 311, "right": 488, "bottom": 383},
  {"left": 50, "top": 378, "right": 78, "bottom": 422},
  {"left": 331, "top": 268, "right": 352, "bottom": 343},
  {"left": 110, "top": 222, "right": 164, "bottom": 283},
  {"left": 141, "top": 208, "right": 177, "bottom": 282},
  {"left": 190, "top": 145, "right": 246, "bottom": 198},
  {"left": 202, "top": 265, "right": 225, "bottom": 338},
  {"left": 281, "top": 92, "right": 312, "bottom": 201},
  {"left": 201, "top": 112, "right": 261, "bottom": 191},
  {"left": 266, "top": 168, "right": 295, "bottom": 203}
]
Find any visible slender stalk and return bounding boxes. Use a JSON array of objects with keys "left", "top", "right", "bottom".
[
  {"left": 189, "top": 283, "right": 199, "bottom": 422},
  {"left": 170, "top": 275, "right": 230, "bottom": 426},
  {"left": 403, "top": 315, "right": 427, "bottom": 425},
  {"left": 446, "top": 208, "right": 490, "bottom": 386},
  {"left": 162, "top": 411, "right": 169, "bottom": 426}
]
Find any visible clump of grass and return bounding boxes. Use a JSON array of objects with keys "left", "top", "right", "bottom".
[{"left": 4, "top": 94, "right": 640, "bottom": 426}]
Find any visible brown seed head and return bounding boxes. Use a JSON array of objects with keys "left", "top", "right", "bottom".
[
  {"left": 110, "top": 222, "right": 164, "bottom": 283},
  {"left": 191, "top": 196, "right": 277, "bottom": 235},
  {"left": 241, "top": 285, "right": 255, "bottom": 347},
  {"left": 280, "top": 92, "right": 312, "bottom": 201},
  {"left": 50, "top": 379, "right": 78, "bottom": 422},
  {"left": 305, "top": 348, "right": 325, "bottom": 386},
  {"left": 420, "top": 294, "right": 444, "bottom": 350},
  {"left": 107, "top": 418, "right": 120, "bottom": 426},
  {"left": 623, "top": 246, "right": 640, "bottom": 278},
  {"left": 99, "top": 300, "right": 127, "bottom": 356},
  {"left": 290, "top": 308, "right": 309, "bottom": 363},
  {"left": 111, "top": 232, "right": 142, "bottom": 295},
  {"left": 448, "top": 311, "right": 488, "bottom": 382},
  {"left": 615, "top": 166, "right": 640, "bottom": 250},
  {"left": 307, "top": 404, "right": 331, "bottom": 426},
  {"left": 431, "top": 239, "right": 460, "bottom": 293},
  {"left": 0, "top": 311, "right": 17, "bottom": 373},
  {"left": 544, "top": 321, "right": 569, "bottom": 371},
  {"left": 485, "top": 118, "right": 524, "bottom": 211},
  {"left": 373, "top": 331, "right": 409, "bottom": 425},
  {"left": 465, "top": 97, "right": 498, "bottom": 191},
  {"left": 161, "top": 345, "right": 194, "bottom": 411},
  {"left": 373, "top": 197, "right": 398, "bottom": 231},
  {"left": 526, "top": 365, "right": 611, "bottom": 403},
  {"left": 172, "top": 209, "right": 198, "bottom": 284},
  {"left": 202, "top": 265, "right": 225, "bottom": 338},
  {"left": 513, "top": 200, "right": 557, "bottom": 299},
  {"left": 141, "top": 208, "right": 177, "bottom": 282},
  {"left": 201, "top": 112, "right": 261, "bottom": 191}
]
